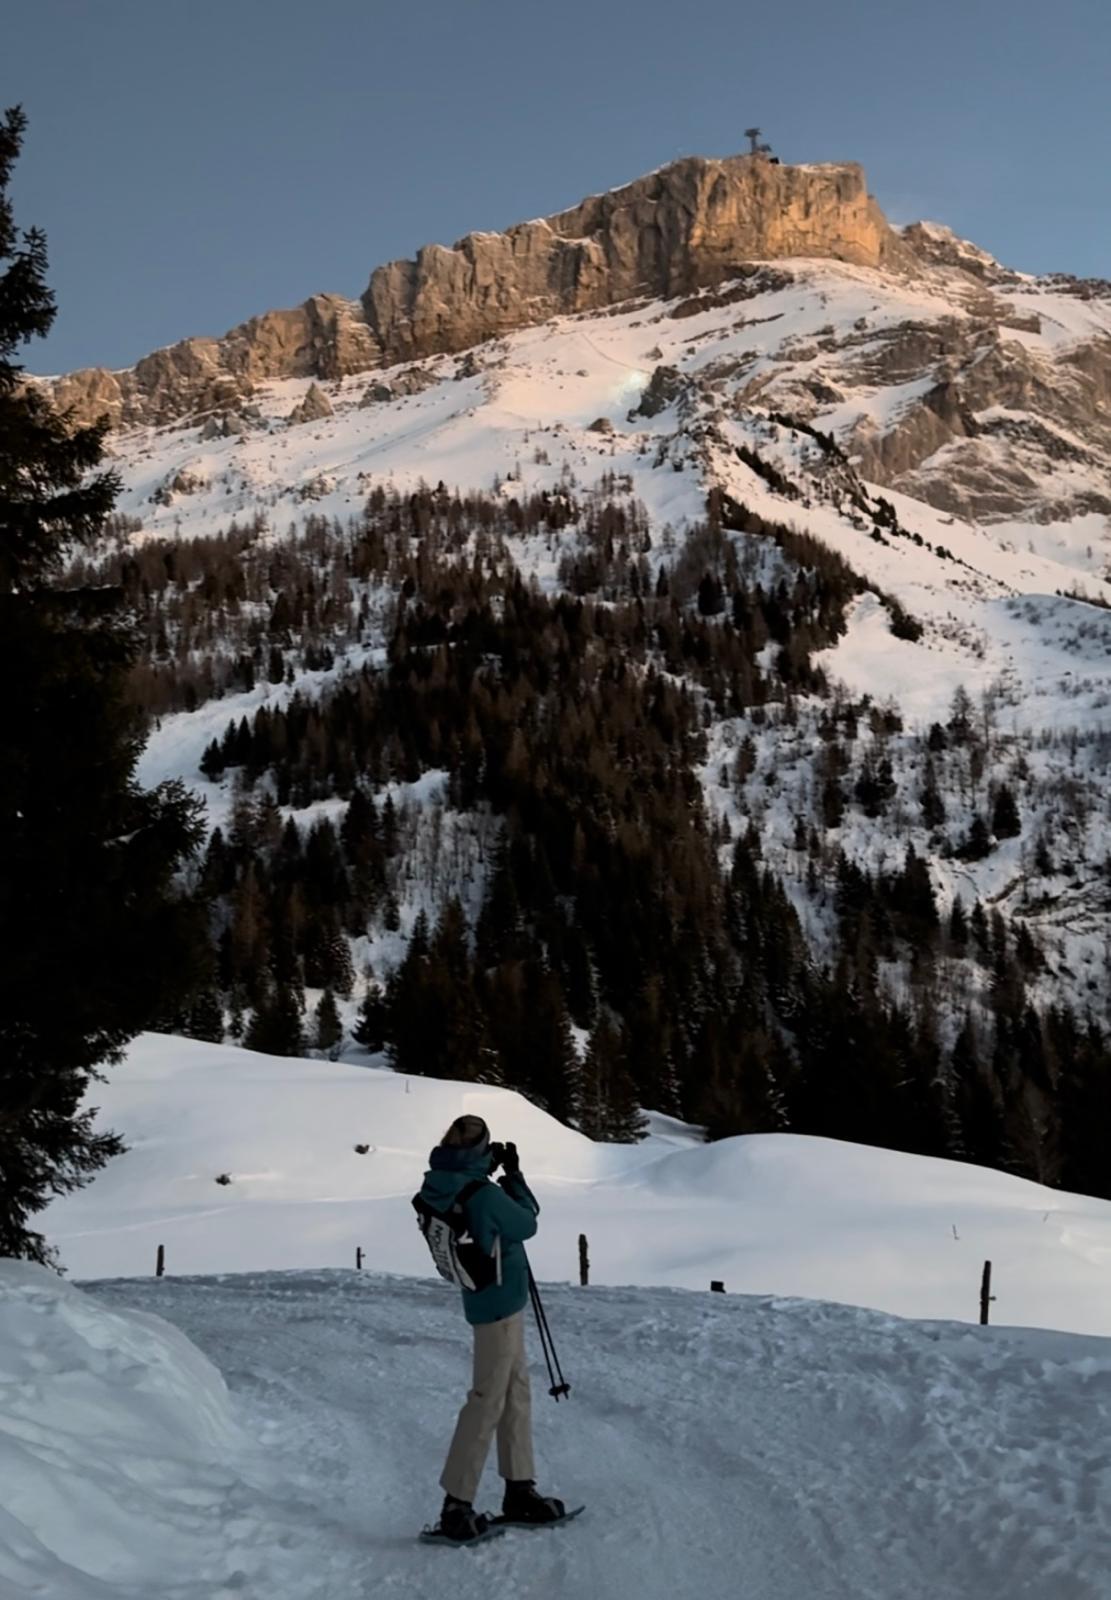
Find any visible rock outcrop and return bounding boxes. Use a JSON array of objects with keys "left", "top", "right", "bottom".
[
  {"left": 287, "top": 382, "right": 334, "bottom": 426},
  {"left": 362, "top": 158, "right": 909, "bottom": 365},
  {"left": 50, "top": 293, "right": 381, "bottom": 431},
  {"left": 46, "top": 155, "right": 908, "bottom": 430},
  {"left": 731, "top": 292, "right": 1111, "bottom": 523}
]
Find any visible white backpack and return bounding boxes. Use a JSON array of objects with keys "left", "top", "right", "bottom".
[{"left": 412, "top": 1178, "right": 501, "bottom": 1292}]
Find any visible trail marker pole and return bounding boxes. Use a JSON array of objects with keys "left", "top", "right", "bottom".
[
  {"left": 356, "top": 1247, "right": 364, "bottom": 1270},
  {"left": 155, "top": 1244, "right": 165, "bottom": 1278},
  {"left": 578, "top": 1233, "right": 589, "bottom": 1287},
  {"left": 980, "top": 1260, "right": 995, "bottom": 1325}
]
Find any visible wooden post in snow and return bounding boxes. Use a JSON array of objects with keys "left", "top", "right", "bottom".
[
  {"left": 578, "top": 1234, "right": 589, "bottom": 1287},
  {"left": 356, "top": 1247, "right": 364, "bottom": 1271},
  {"left": 155, "top": 1244, "right": 165, "bottom": 1278},
  {"left": 980, "top": 1260, "right": 994, "bottom": 1325}
]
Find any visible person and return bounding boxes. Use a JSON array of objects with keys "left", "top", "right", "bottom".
[{"left": 418, "top": 1114, "right": 565, "bottom": 1543}]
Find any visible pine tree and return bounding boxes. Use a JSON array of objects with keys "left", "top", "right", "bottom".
[
  {"left": 991, "top": 783, "right": 1021, "bottom": 840},
  {"left": 422, "top": 898, "right": 486, "bottom": 1082},
  {"left": 315, "top": 987, "right": 343, "bottom": 1057},
  {"left": 475, "top": 836, "right": 525, "bottom": 968},
  {"left": 185, "top": 989, "right": 224, "bottom": 1044},
  {"left": 244, "top": 983, "right": 305, "bottom": 1057},
  {"left": 0, "top": 108, "right": 205, "bottom": 1262},
  {"left": 578, "top": 1017, "right": 616, "bottom": 1140},
  {"left": 578, "top": 1015, "right": 646, "bottom": 1143},
  {"left": 960, "top": 815, "right": 992, "bottom": 862},
  {"left": 919, "top": 761, "right": 946, "bottom": 828},
  {"left": 303, "top": 910, "right": 355, "bottom": 996},
  {"left": 891, "top": 845, "right": 938, "bottom": 940},
  {"left": 523, "top": 964, "right": 580, "bottom": 1123},
  {"left": 384, "top": 914, "right": 443, "bottom": 1076},
  {"left": 697, "top": 572, "right": 724, "bottom": 616},
  {"left": 1058, "top": 1015, "right": 1111, "bottom": 1198},
  {"left": 947, "top": 686, "right": 974, "bottom": 746},
  {"left": 228, "top": 861, "right": 270, "bottom": 1003},
  {"left": 853, "top": 754, "right": 895, "bottom": 818},
  {"left": 353, "top": 979, "right": 389, "bottom": 1053},
  {"left": 227, "top": 990, "right": 246, "bottom": 1040}
]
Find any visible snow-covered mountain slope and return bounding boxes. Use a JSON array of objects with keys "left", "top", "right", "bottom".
[
  {"left": 6, "top": 1259, "right": 1111, "bottom": 1600},
  {"left": 99, "top": 252, "right": 1111, "bottom": 1018},
  {"left": 107, "top": 254, "right": 1111, "bottom": 720},
  {"left": 42, "top": 1034, "right": 1111, "bottom": 1336}
]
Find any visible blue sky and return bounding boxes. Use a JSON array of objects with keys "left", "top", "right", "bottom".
[{"left": 6, "top": 0, "right": 1110, "bottom": 373}]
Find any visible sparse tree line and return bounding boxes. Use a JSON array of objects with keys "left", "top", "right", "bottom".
[{"left": 716, "top": 673, "right": 1110, "bottom": 1020}]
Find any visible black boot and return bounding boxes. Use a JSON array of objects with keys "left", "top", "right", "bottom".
[
  {"left": 501, "top": 1479, "right": 565, "bottom": 1525},
  {"left": 435, "top": 1494, "right": 491, "bottom": 1543}
]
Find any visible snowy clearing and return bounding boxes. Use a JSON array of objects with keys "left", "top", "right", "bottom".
[{"left": 43, "top": 1034, "right": 1111, "bottom": 1337}]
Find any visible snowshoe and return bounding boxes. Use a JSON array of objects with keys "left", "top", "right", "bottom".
[
  {"left": 420, "top": 1496, "right": 505, "bottom": 1547},
  {"left": 496, "top": 1481, "right": 582, "bottom": 1528}
]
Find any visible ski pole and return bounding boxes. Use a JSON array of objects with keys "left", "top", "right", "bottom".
[
  {"left": 527, "top": 1263, "right": 570, "bottom": 1400},
  {"left": 530, "top": 1277, "right": 560, "bottom": 1397},
  {"left": 531, "top": 1279, "right": 568, "bottom": 1401}
]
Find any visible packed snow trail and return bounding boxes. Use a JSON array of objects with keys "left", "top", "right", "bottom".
[{"left": 69, "top": 1270, "right": 1111, "bottom": 1600}]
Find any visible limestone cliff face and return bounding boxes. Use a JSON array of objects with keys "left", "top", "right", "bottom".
[
  {"left": 363, "top": 158, "right": 908, "bottom": 364},
  {"left": 50, "top": 293, "right": 381, "bottom": 430},
  {"left": 48, "top": 156, "right": 906, "bottom": 428}
]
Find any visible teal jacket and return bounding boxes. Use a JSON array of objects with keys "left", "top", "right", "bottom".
[{"left": 419, "top": 1145, "right": 539, "bottom": 1326}]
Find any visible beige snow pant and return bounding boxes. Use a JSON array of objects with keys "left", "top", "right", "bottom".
[{"left": 440, "top": 1310, "right": 535, "bottom": 1504}]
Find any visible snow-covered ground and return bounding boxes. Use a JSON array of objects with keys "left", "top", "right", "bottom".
[
  {"left": 5, "top": 1259, "right": 1111, "bottom": 1600},
  {"left": 43, "top": 1034, "right": 1111, "bottom": 1336}
]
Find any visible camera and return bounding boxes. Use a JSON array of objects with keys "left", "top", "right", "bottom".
[{"left": 487, "top": 1140, "right": 518, "bottom": 1174}]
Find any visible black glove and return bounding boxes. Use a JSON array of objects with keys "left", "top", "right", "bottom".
[{"left": 501, "top": 1141, "right": 520, "bottom": 1177}]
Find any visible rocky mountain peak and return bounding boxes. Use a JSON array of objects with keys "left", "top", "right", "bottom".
[
  {"left": 361, "top": 156, "right": 911, "bottom": 366},
  {"left": 45, "top": 154, "right": 910, "bottom": 429}
]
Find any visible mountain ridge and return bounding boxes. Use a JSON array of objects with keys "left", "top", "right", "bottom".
[
  {"left": 42, "top": 151, "right": 1111, "bottom": 530},
  {"left": 47, "top": 155, "right": 908, "bottom": 429}
]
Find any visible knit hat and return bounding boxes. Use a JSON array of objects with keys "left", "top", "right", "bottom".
[{"left": 440, "top": 1115, "right": 490, "bottom": 1154}]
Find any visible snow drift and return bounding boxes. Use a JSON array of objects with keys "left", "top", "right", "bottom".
[{"left": 0, "top": 1260, "right": 268, "bottom": 1598}]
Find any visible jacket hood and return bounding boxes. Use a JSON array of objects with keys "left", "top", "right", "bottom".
[{"left": 420, "top": 1144, "right": 494, "bottom": 1207}]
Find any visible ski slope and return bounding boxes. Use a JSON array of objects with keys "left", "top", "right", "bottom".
[
  {"left": 4, "top": 1259, "right": 1111, "bottom": 1600},
  {"left": 42, "top": 1034, "right": 1111, "bottom": 1337}
]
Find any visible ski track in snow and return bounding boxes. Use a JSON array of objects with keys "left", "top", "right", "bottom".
[{"left": 82, "top": 1270, "right": 1111, "bottom": 1600}]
